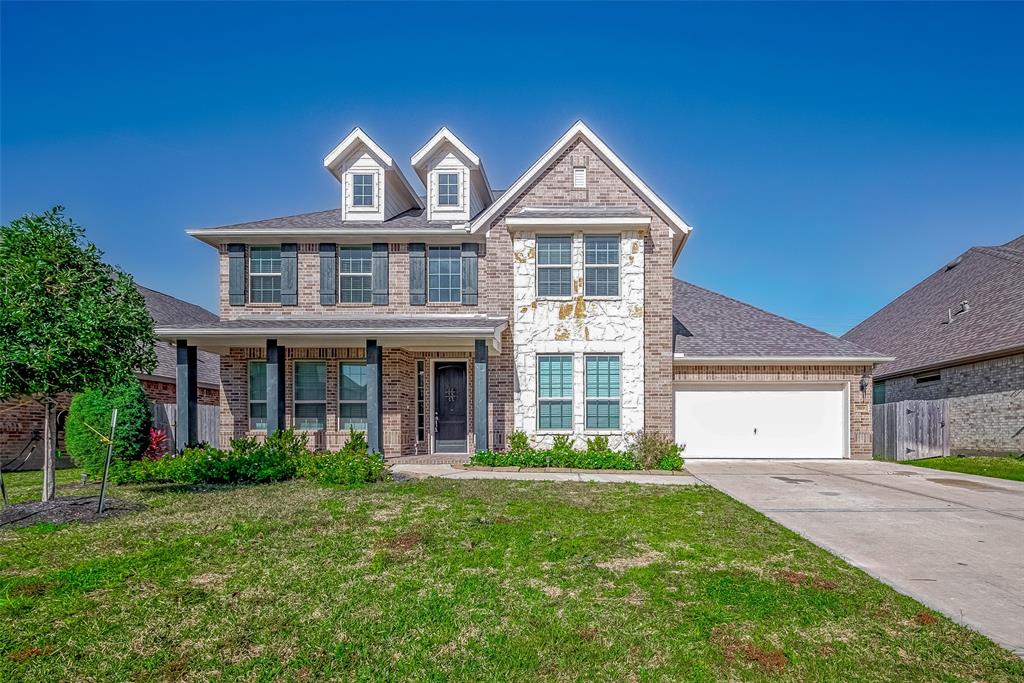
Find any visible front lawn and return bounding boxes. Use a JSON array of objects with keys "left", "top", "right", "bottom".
[
  {"left": 2, "top": 471, "right": 1021, "bottom": 681},
  {"left": 906, "top": 455, "right": 1024, "bottom": 482}
]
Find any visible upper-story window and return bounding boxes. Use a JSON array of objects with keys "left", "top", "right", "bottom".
[
  {"left": 339, "top": 246, "right": 372, "bottom": 304},
  {"left": 537, "top": 236, "right": 572, "bottom": 297},
  {"left": 249, "top": 246, "right": 282, "bottom": 303},
  {"left": 427, "top": 246, "right": 461, "bottom": 303},
  {"left": 437, "top": 172, "right": 460, "bottom": 206},
  {"left": 352, "top": 174, "right": 375, "bottom": 207},
  {"left": 584, "top": 236, "right": 620, "bottom": 297}
]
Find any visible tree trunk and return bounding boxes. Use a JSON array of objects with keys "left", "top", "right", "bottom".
[{"left": 41, "top": 399, "right": 56, "bottom": 502}]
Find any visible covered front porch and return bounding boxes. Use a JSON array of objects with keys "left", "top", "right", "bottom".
[{"left": 156, "top": 316, "right": 509, "bottom": 459}]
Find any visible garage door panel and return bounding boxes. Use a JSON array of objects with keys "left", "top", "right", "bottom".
[{"left": 675, "top": 385, "right": 846, "bottom": 459}]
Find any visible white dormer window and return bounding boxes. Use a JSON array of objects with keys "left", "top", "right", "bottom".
[
  {"left": 438, "top": 172, "right": 460, "bottom": 206},
  {"left": 352, "top": 174, "right": 375, "bottom": 207},
  {"left": 573, "top": 166, "right": 587, "bottom": 189}
]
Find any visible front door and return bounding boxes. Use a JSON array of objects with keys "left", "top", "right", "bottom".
[{"left": 434, "top": 362, "right": 467, "bottom": 453}]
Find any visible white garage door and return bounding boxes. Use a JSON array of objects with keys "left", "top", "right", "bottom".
[{"left": 674, "top": 384, "right": 847, "bottom": 459}]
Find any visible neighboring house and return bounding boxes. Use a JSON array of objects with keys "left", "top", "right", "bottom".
[
  {"left": 157, "top": 121, "right": 888, "bottom": 460},
  {"left": 843, "top": 234, "right": 1024, "bottom": 455},
  {"left": 0, "top": 286, "right": 220, "bottom": 471}
]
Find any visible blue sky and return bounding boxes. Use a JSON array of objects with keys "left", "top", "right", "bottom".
[{"left": 2, "top": 2, "right": 1021, "bottom": 335}]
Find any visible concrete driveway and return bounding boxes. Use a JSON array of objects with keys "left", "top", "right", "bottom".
[{"left": 685, "top": 459, "right": 1024, "bottom": 656}]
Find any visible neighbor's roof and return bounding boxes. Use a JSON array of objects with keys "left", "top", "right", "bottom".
[
  {"left": 673, "top": 279, "right": 887, "bottom": 362},
  {"left": 842, "top": 234, "right": 1024, "bottom": 379},
  {"left": 136, "top": 285, "right": 220, "bottom": 386}
]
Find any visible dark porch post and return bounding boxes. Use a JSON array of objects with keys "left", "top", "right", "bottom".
[
  {"left": 175, "top": 339, "right": 197, "bottom": 451},
  {"left": 266, "top": 339, "right": 286, "bottom": 434},
  {"left": 474, "top": 339, "right": 488, "bottom": 452},
  {"left": 366, "top": 339, "right": 383, "bottom": 454}
]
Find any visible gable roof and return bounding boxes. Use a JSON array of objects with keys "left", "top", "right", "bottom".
[
  {"left": 673, "top": 279, "right": 887, "bottom": 362},
  {"left": 842, "top": 233, "right": 1024, "bottom": 379},
  {"left": 410, "top": 126, "right": 493, "bottom": 205},
  {"left": 135, "top": 285, "right": 220, "bottom": 386},
  {"left": 467, "top": 121, "right": 692, "bottom": 243},
  {"left": 322, "top": 127, "right": 423, "bottom": 209}
]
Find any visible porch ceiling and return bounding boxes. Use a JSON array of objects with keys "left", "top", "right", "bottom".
[{"left": 154, "top": 315, "right": 508, "bottom": 354}]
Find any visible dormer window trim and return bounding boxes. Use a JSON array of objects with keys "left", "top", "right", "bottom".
[
  {"left": 345, "top": 169, "right": 380, "bottom": 213},
  {"left": 436, "top": 171, "right": 462, "bottom": 208}
]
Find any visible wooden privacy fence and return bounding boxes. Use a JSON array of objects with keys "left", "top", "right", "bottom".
[
  {"left": 873, "top": 399, "right": 949, "bottom": 461},
  {"left": 152, "top": 404, "right": 220, "bottom": 450}
]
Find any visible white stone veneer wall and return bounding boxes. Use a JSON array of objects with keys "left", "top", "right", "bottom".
[{"left": 512, "top": 230, "right": 645, "bottom": 449}]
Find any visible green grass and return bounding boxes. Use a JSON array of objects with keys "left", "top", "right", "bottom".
[
  {"left": 906, "top": 455, "right": 1024, "bottom": 482},
  {"left": 2, "top": 470, "right": 1021, "bottom": 682}
]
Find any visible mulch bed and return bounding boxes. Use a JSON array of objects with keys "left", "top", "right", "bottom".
[{"left": 0, "top": 495, "right": 144, "bottom": 529}]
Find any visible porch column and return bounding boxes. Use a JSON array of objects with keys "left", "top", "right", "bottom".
[
  {"left": 366, "top": 339, "right": 383, "bottom": 454},
  {"left": 474, "top": 339, "right": 488, "bottom": 452},
  {"left": 266, "top": 339, "right": 286, "bottom": 434},
  {"left": 175, "top": 339, "right": 197, "bottom": 451}
]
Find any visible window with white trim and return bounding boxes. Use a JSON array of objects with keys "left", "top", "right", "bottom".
[
  {"left": 585, "top": 354, "right": 620, "bottom": 430},
  {"left": 339, "top": 246, "right": 372, "bottom": 304},
  {"left": 537, "top": 354, "right": 573, "bottom": 430},
  {"left": 248, "top": 361, "right": 267, "bottom": 431},
  {"left": 338, "top": 362, "right": 368, "bottom": 432},
  {"left": 537, "top": 236, "right": 572, "bottom": 297},
  {"left": 584, "top": 236, "right": 620, "bottom": 297},
  {"left": 573, "top": 166, "right": 587, "bottom": 189},
  {"left": 427, "top": 246, "right": 461, "bottom": 303},
  {"left": 293, "top": 361, "right": 326, "bottom": 431},
  {"left": 352, "top": 174, "right": 374, "bottom": 207},
  {"left": 438, "top": 172, "right": 459, "bottom": 206},
  {"left": 249, "top": 246, "right": 282, "bottom": 303}
]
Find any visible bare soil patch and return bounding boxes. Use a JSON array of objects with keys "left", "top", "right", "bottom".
[
  {"left": 0, "top": 495, "right": 144, "bottom": 529},
  {"left": 915, "top": 611, "right": 939, "bottom": 626},
  {"left": 377, "top": 530, "right": 424, "bottom": 552},
  {"left": 712, "top": 627, "right": 787, "bottom": 674},
  {"left": 596, "top": 549, "right": 664, "bottom": 572}
]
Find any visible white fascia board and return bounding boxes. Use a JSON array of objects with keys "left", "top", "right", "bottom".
[
  {"left": 411, "top": 126, "right": 480, "bottom": 168},
  {"left": 323, "top": 127, "right": 393, "bottom": 169},
  {"left": 672, "top": 355, "right": 896, "bottom": 365},
  {"left": 505, "top": 216, "right": 652, "bottom": 228},
  {"left": 468, "top": 121, "right": 693, "bottom": 238}
]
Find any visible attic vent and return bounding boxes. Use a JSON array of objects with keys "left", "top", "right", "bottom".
[
  {"left": 944, "top": 300, "right": 970, "bottom": 324},
  {"left": 944, "top": 256, "right": 962, "bottom": 271}
]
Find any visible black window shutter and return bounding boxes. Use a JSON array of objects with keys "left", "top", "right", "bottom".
[
  {"left": 280, "top": 243, "right": 298, "bottom": 306},
  {"left": 228, "top": 243, "right": 246, "bottom": 306},
  {"left": 409, "top": 243, "right": 426, "bottom": 306},
  {"left": 461, "top": 242, "right": 478, "bottom": 306},
  {"left": 319, "top": 243, "right": 337, "bottom": 306},
  {"left": 372, "top": 243, "right": 389, "bottom": 305}
]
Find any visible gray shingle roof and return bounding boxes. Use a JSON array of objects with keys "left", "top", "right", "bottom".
[
  {"left": 194, "top": 207, "right": 462, "bottom": 232},
  {"left": 673, "top": 279, "right": 883, "bottom": 359},
  {"left": 137, "top": 285, "right": 220, "bottom": 385},
  {"left": 842, "top": 233, "right": 1024, "bottom": 379}
]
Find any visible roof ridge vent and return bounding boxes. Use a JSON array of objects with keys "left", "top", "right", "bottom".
[
  {"left": 944, "top": 256, "right": 963, "bottom": 271},
  {"left": 944, "top": 300, "right": 970, "bottom": 324}
]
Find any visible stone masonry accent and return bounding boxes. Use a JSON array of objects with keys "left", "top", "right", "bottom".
[{"left": 673, "top": 364, "right": 875, "bottom": 459}]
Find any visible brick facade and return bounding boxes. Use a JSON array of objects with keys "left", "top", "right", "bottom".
[
  {"left": 140, "top": 379, "right": 220, "bottom": 407},
  {"left": 673, "top": 364, "right": 875, "bottom": 459},
  {"left": 879, "top": 353, "right": 1023, "bottom": 454}
]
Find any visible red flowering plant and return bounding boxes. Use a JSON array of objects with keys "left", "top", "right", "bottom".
[{"left": 142, "top": 428, "right": 168, "bottom": 460}]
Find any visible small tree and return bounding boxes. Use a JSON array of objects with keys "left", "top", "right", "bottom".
[
  {"left": 0, "top": 207, "right": 155, "bottom": 501},
  {"left": 66, "top": 378, "right": 153, "bottom": 477}
]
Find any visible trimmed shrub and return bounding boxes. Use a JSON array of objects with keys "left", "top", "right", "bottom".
[
  {"left": 626, "top": 430, "right": 685, "bottom": 471},
  {"left": 296, "top": 429, "right": 389, "bottom": 485},
  {"left": 65, "top": 378, "right": 152, "bottom": 476}
]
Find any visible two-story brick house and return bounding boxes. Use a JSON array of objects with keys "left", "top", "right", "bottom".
[{"left": 158, "top": 122, "right": 889, "bottom": 460}]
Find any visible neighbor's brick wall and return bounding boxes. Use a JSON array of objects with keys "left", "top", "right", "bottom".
[
  {"left": 673, "top": 364, "right": 875, "bottom": 459},
  {"left": 140, "top": 379, "right": 220, "bottom": 407},
  {"left": 0, "top": 395, "right": 72, "bottom": 471},
  {"left": 486, "top": 137, "right": 676, "bottom": 436},
  {"left": 881, "top": 353, "right": 1023, "bottom": 454}
]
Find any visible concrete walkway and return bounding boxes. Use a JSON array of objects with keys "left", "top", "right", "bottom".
[
  {"left": 391, "top": 463, "right": 699, "bottom": 486},
  {"left": 685, "top": 459, "right": 1024, "bottom": 657}
]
